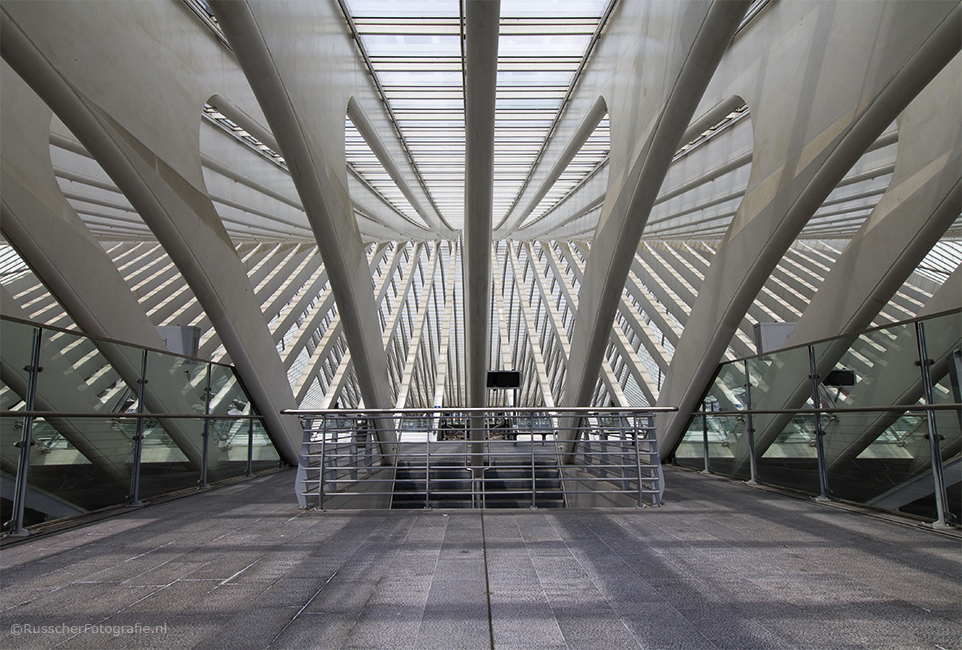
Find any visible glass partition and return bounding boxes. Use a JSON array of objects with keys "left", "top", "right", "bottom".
[
  {"left": 236, "top": 419, "right": 281, "bottom": 474},
  {"left": 697, "top": 361, "right": 752, "bottom": 479},
  {"left": 748, "top": 345, "right": 821, "bottom": 493},
  {"left": 674, "top": 309, "right": 961, "bottom": 527},
  {"left": 1, "top": 317, "right": 282, "bottom": 534},
  {"left": 36, "top": 329, "right": 136, "bottom": 414},
  {"left": 0, "top": 320, "right": 34, "bottom": 489},
  {"left": 26, "top": 416, "right": 132, "bottom": 513},
  {"left": 823, "top": 410, "right": 933, "bottom": 514},
  {"left": 138, "top": 416, "right": 198, "bottom": 501},
  {"left": 674, "top": 414, "right": 708, "bottom": 471}
]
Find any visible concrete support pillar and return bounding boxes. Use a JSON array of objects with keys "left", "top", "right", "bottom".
[
  {"left": 657, "top": 3, "right": 961, "bottom": 456},
  {"left": 1, "top": 6, "right": 305, "bottom": 465},
  {"left": 0, "top": 64, "right": 212, "bottom": 469},
  {"left": 462, "top": 0, "right": 501, "bottom": 411},
  {"left": 433, "top": 242, "right": 460, "bottom": 408},
  {"left": 563, "top": 2, "right": 750, "bottom": 427},
  {"left": 208, "top": 1, "right": 395, "bottom": 451}
]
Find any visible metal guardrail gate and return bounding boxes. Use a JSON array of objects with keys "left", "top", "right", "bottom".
[{"left": 291, "top": 407, "right": 670, "bottom": 510}]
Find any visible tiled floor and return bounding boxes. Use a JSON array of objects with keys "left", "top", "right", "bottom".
[{"left": 1, "top": 467, "right": 958, "bottom": 649}]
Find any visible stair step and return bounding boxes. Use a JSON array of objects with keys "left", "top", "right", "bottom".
[{"left": 392, "top": 458, "right": 565, "bottom": 509}]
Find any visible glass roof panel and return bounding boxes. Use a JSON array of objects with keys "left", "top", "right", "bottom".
[{"left": 342, "top": 0, "right": 610, "bottom": 231}]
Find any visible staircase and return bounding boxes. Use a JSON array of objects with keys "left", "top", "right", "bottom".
[{"left": 391, "top": 455, "right": 565, "bottom": 509}]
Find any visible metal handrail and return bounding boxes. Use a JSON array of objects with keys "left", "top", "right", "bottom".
[
  {"left": 0, "top": 411, "right": 266, "bottom": 419},
  {"left": 284, "top": 406, "right": 678, "bottom": 416},
  {"left": 692, "top": 404, "right": 962, "bottom": 417},
  {"left": 294, "top": 408, "right": 666, "bottom": 511}
]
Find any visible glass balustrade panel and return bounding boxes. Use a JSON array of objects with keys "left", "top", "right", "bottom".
[
  {"left": 748, "top": 346, "right": 820, "bottom": 493},
  {"left": 36, "top": 329, "right": 135, "bottom": 414},
  {"left": 0, "top": 320, "right": 36, "bottom": 498},
  {"left": 24, "top": 417, "right": 131, "bottom": 522}
]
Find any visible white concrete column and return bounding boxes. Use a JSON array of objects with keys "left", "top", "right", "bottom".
[
  {"left": 463, "top": 0, "right": 501, "bottom": 410},
  {"left": 433, "top": 242, "right": 460, "bottom": 408},
  {"left": 563, "top": 2, "right": 750, "bottom": 425},
  {"left": 0, "top": 64, "right": 212, "bottom": 468},
  {"left": 1, "top": 4, "right": 306, "bottom": 465},
  {"left": 395, "top": 243, "right": 441, "bottom": 409},
  {"left": 742, "top": 57, "right": 962, "bottom": 466},
  {"left": 208, "top": 1, "right": 395, "bottom": 442},
  {"left": 657, "top": 2, "right": 961, "bottom": 455}
]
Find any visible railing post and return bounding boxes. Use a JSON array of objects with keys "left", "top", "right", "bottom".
[
  {"left": 743, "top": 359, "right": 758, "bottom": 484},
  {"left": 318, "top": 415, "right": 328, "bottom": 511},
  {"left": 701, "top": 400, "right": 710, "bottom": 474},
  {"left": 424, "top": 423, "right": 431, "bottom": 510},
  {"left": 916, "top": 321, "right": 949, "bottom": 527},
  {"left": 246, "top": 416, "right": 254, "bottom": 477},
  {"left": 128, "top": 348, "right": 148, "bottom": 506},
  {"left": 7, "top": 326, "right": 43, "bottom": 536},
  {"left": 649, "top": 412, "right": 663, "bottom": 506},
  {"left": 199, "top": 363, "right": 212, "bottom": 489},
  {"left": 808, "top": 345, "right": 829, "bottom": 500},
  {"left": 634, "top": 416, "right": 644, "bottom": 508},
  {"left": 530, "top": 411, "right": 537, "bottom": 509}
]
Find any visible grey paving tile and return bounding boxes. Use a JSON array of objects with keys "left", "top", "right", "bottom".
[{"left": 2, "top": 467, "right": 959, "bottom": 650}]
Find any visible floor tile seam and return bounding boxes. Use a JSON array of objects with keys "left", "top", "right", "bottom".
[
  {"left": 553, "top": 512, "right": 782, "bottom": 649},
  {"left": 534, "top": 513, "right": 655, "bottom": 650},
  {"left": 836, "top": 581, "right": 962, "bottom": 622},
  {"left": 3, "top": 555, "right": 189, "bottom": 599},
  {"left": 47, "top": 575, "right": 184, "bottom": 645},
  {"left": 402, "top": 512, "right": 459, "bottom": 650},
  {"left": 0, "top": 543, "right": 145, "bottom": 583},
  {"left": 330, "top": 515, "right": 433, "bottom": 646},
  {"left": 262, "top": 514, "right": 401, "bottom": 620},
  {"left": 649, "top": 560, "right": 898, "bottom": 648},
  {"left": 482, "top": 515, "right": 548, "bottom": 591},
  {"left": 673, "top": 480, "right": 953, "bottom": 546},
  {"left": 65, "top": 541, "right": 182, "bottom": 588},
  {"left": 262, "top": 568, "right": 342, "bottom": 647}
]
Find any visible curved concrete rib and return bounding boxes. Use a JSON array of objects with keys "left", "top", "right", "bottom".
[
  {"left": 1, "top": 7, "right": 303, "bottom": 466},
  {"left": 656, "top": 3, "right": 961, "bottom": 457},
  {"left": 740, "top": 56, "right": 962, "bottom": 470},
  {"left": 496, "top": 95, "right": 609, "bottom": 238},
  {"left": 207, "top": 1, "right": 395, "bottom": 452},
  {"left": 0, "top": 64, "right": 216, "bottom": 470},
  {"left": 346, "top": 98, "right": 449, "bottom": 237},
  {"left": 562, "top": 1, "right": 751, "bottom": 441}
]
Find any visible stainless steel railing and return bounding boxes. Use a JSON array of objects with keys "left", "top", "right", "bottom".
[{"left": 287, "top": 407, "right": 674, "bottom": 510}]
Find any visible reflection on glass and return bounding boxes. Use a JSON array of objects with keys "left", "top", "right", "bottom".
[
  {"left": 1, "top": 320, "right": 34, "bottom": 493},
  {"left": 702, "top": 414, "right": 752, "bottom": 481},
  {"left": 823, "top": 410, "right": 938, "bottom": 516},
  {"left": 677, "top": 311, "right": 960, "bottom": 524},
  {"left": 934, "top": 409, "right": 961, "bottom": 524},
  {"left": 674, "top": 417, "right": 706, "bottom": 470},
  {"left": 812, "top": 322, "right": 917, "bottom": 413},
  {"left": 25, "top": 417, "right": 132, "bottom": 521},
  {"left": 230, "top": 419, "right": 280, "bottom": 473},
  {"left": 138, "top": 416, "right": 200, "bottom": 501},
  {"left": 206, "top": 418, "right": 249, "bottom": 483},
  {"left": 1, "top": 319, "right": 283, "bottom": 530},
  {"left": 706, "top": 361, "right": 748, "bottom": 411},
  {"left": 36, "top": 329, "right": 136, "bottom": 414},
  {"left": 756, "top": 414, "right": 820, "bottom": 494}
]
